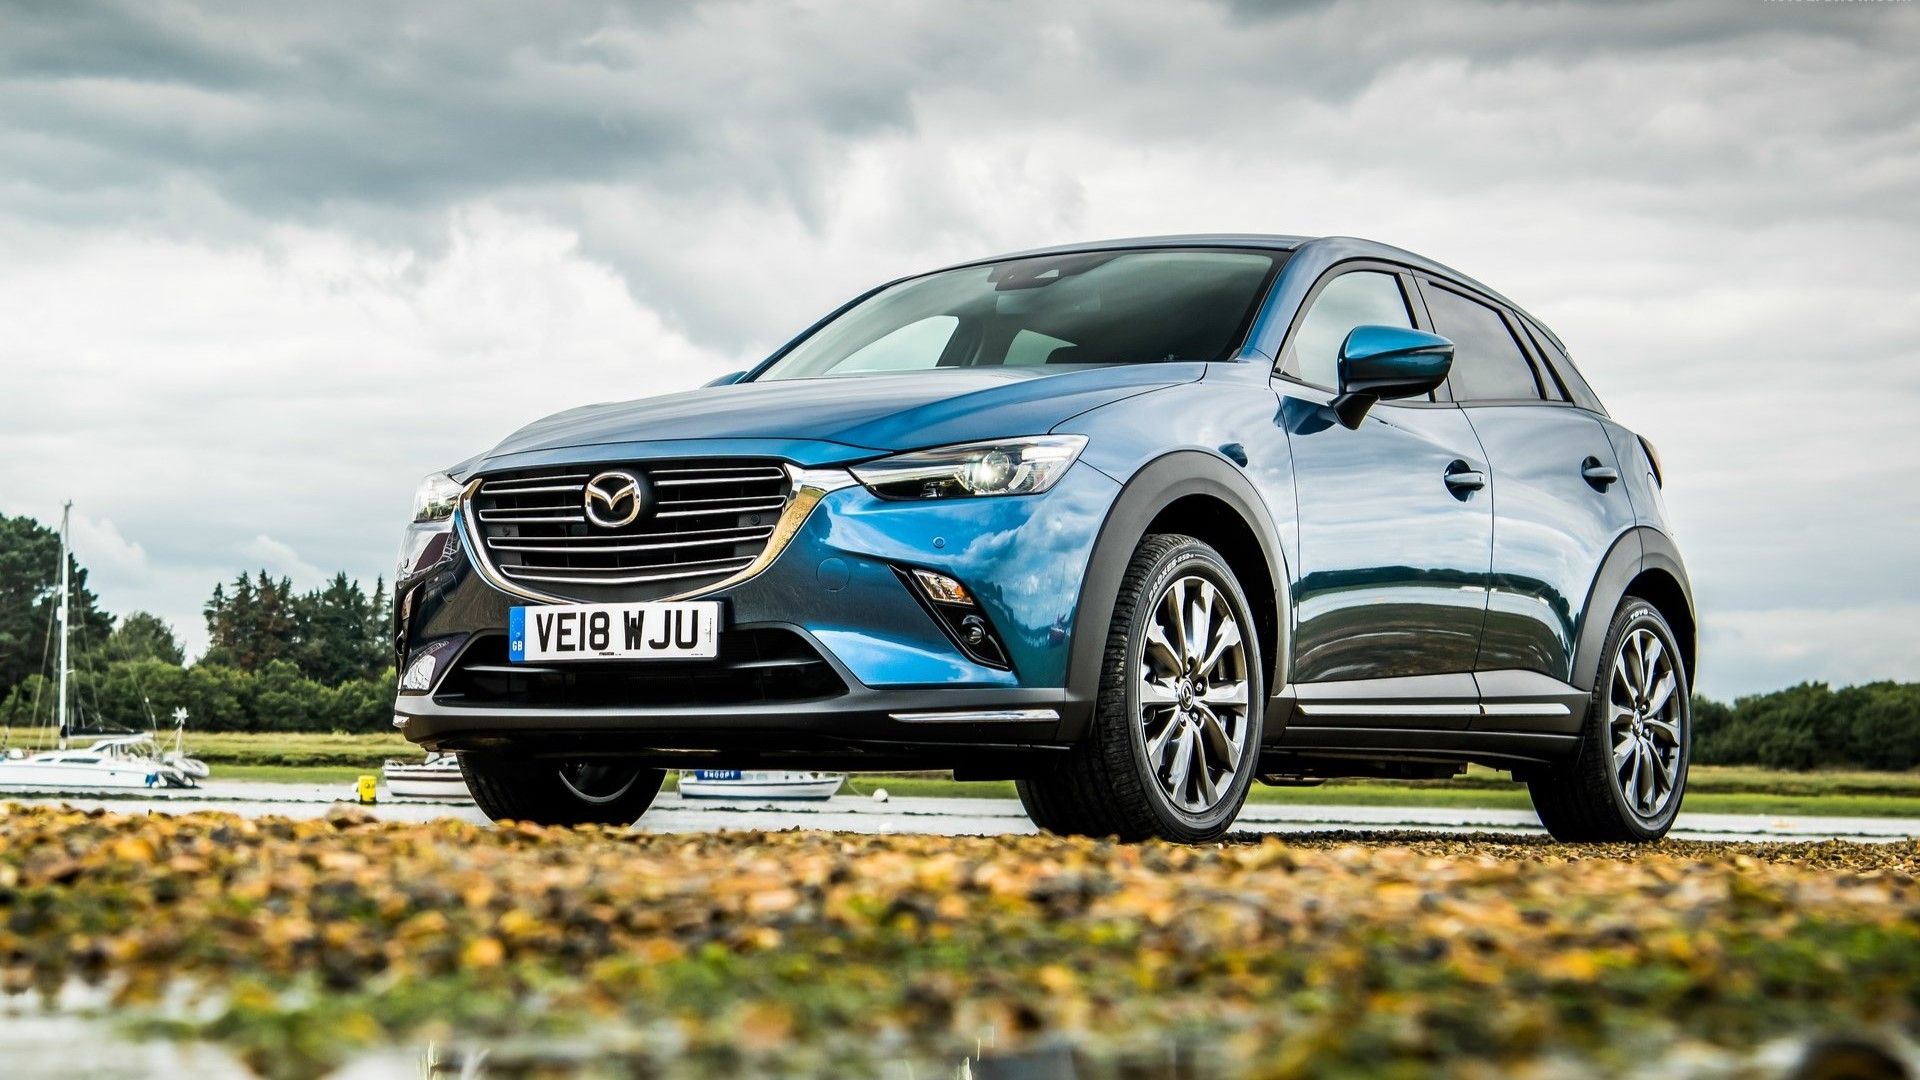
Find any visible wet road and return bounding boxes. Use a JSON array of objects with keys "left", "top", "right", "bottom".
[{"left": 4, "top": 779, "right": 1917, "bottom": 843}]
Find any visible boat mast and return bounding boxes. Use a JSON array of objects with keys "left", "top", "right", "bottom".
[{"left": 56, "top": 501, "right": 71, "bottom": 750}]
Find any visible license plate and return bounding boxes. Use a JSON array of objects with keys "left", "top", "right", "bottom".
[{"left": 509, "top": 601, "right": 721, "bottom": 662}]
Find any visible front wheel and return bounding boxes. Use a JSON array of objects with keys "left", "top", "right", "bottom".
[
  {"left": 1019, "top": 533, "right": 1264, "bottom": 843},
  {"left": 1529, "top": 598, "right": 1691, "bottom": 842},
  {"left": 459, "top": 753, "right": 664, "bottom": 827}
]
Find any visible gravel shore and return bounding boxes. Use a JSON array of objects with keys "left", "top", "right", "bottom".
[{"left": 2, "top": 803, "right": 1916, "bottom": 1078}]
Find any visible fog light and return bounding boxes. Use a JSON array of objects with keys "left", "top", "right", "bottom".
[
  {"left": 398, "top": 637, "right": 462, "bottom": 693},
  {"left": 896, "top": 566, "right": 1008, "bottom": 670},
  {"left": 400, "top": 651, "right": 438, "bottom": 691},
  {"left": 910, "top": 568, "right": 975, "bottom": 605}
]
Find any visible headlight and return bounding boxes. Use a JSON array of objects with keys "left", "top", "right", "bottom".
[
  {"left": 412, "top": 472, "right": 463, "bottom": 523},
  {"left": 850, "top": 436, "right": 1088, "bottom": 500}
]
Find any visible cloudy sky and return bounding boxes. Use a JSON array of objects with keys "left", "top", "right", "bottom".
[{"left": 1, "top": 0, "right": 1915, "bottom": 698}]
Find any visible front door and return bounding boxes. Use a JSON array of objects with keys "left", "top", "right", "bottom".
[{"left": 1277, "top": 268, "right": 1494, "bottom": 684}]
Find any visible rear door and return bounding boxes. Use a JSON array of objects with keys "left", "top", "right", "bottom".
[{"left": 1416, "top": 281, "right": 1637, "bottom": 694}]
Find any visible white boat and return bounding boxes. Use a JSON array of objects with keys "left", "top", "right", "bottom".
[
  {"left": 162, "top": 707, "right": 211, "bottom": 779},
  {"left": 0, "top": 503, "right": 201, "bottom": 792},
  {"left": 384, "top": 752, "right": 472, "bottom": 799},
  {"left": 0, "top": 734, "right": 194, "bottom": 789},
  {"left": 677, "top": 769, "right": 845, "bottom": 801}
]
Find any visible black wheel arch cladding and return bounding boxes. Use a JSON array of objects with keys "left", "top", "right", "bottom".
[
  {"left": 1571, "top": 526, "right": 1695, "bottom": 695},
  {"left": 1064, "top": 450, "right": 1290, "bottom": 743}
]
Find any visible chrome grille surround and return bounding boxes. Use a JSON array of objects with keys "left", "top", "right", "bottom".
[{"left": 459, "top": 462, "right": 853, "bottom": 605}]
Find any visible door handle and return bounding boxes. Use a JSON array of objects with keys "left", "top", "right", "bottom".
[
  {"left": 1444, "top": 461, "right": 1486, "bottom": 494},
  {"left": 1581, "top": 457, "right": 1619, "bottom": 490}
]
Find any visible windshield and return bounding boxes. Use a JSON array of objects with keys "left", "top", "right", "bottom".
[{"left": 754, "top": 248, "right": 1282, "bottom": 381}]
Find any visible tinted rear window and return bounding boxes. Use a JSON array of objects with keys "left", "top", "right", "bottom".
[
  {"left": 1421, "top": 285, "right": 1543, "bottom": 403},
  {"left": 1522, "top": 319, "right": 1607, "bottom": 414}
]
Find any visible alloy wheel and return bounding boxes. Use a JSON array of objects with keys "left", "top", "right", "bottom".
[
  {"left": 1608, "top": 626, "right": 1683, "bottom": 821},
  {"left": 1138, "top": 574, "right": 1252, "bottom": 814},
  {"left": 557, "top": 762, "right": 642, "bottom": 805}
]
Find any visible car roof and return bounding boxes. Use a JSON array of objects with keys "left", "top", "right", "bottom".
[{"left": 949, "top": 233, "right": 1567, "bottom": 353}]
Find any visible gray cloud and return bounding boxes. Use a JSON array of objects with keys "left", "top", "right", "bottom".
[{"left": 0, "top": 0, "right": 1915, "bottom": 697}]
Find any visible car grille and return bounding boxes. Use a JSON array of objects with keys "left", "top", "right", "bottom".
[
  {"left": 433, "top": 630, "right": 845, "bottom": 709},
  {"left": 469, "top": 460, "right": 791, "bottom": 601}
]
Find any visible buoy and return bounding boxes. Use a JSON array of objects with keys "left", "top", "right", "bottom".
[{"left": 356, "top": 774, "right": 378, "bottom": 805}]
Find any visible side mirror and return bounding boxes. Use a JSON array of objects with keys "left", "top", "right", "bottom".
[
  {"left": 1331, "top": 326, "right": 1454, "bottom": 429},
  {"left": 704, "top": 370, "right": 748, "bottom": 387}
]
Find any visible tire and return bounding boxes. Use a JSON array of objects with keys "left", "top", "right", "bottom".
[
  {"left": 459, "top": 753, "right": 664, "bottom": 827},
  {"left": 1529, "top": 598, "right": 1691, "bottom": 842},
  {"left": 1018, "top": 533, "right": 1265, "bottom": 843}
]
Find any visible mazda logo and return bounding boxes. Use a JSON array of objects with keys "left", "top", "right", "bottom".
[{"left": 582, "top": 470, "right": 648, "bottom": 528}]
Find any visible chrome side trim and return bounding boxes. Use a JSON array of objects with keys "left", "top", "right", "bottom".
[
  {"left": 458, "top": 463, "right": 854, "bottom": 606},
  {"left": 1298, "top": 703, "right": 1481, "bottom": 719},
  {"left": 1297, "top": 702, "right": 1574, "bottom": 720},
  {"left": 1480, "top": 702, "right": 1573, "bottom": 718},
  {"left": 889, "top": 708, "right": 1062, "bottom": 724}
]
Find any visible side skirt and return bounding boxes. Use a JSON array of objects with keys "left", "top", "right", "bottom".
[{"left": 1263, "top": 669, "right": 1586, "bottom": 772}]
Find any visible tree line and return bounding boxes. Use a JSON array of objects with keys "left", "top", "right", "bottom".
[
  {"left": 1693, "top": 681, "right": 1920, "bottom": 772},
  {"left": 0, "top": 513, "right": 394, "bottom": 735}
]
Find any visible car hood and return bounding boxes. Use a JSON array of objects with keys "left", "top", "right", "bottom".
[{"left": 481, "top": 364, "right": 1204, "bottom": 463}]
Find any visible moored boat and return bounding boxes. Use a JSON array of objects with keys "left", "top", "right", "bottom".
[
  {"left": 0, "top": 733, "right": 195, "bottom": 789},
  {"left": 383, "top": 752, "right": 471, "bottom": 799},
  {"left": 677, "top": 769, "right": 844, "bottom": 801}
]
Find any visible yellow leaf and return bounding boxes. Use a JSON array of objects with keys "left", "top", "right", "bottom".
[{"left": 462, "top": 936, "right": 505, "bottom": 969}]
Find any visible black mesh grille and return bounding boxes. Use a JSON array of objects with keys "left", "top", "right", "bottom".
[
  {"left": 470, "top": 460, "right": 790, "bottom": 602},
  {"left": 434, "top": 630, "right": 845, "bottom": 709}
]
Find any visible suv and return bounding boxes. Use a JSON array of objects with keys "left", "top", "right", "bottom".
[{"left": 394, "top": 235, "right": 1694, "bottom": 843}]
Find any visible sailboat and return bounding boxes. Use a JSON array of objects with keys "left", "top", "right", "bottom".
[{"left": 0, "top": 502, "right": 202, "bottom": 791}]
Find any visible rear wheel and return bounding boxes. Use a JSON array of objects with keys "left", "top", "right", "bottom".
[
  {"left": 1529, "top": 598, "right": 1690, "bottom": 842},
  {"left": 1018, "top": 533, "right": 1264, "bottom": 842},
  {"left": 459, "top": 753, "right": 664, "bottom": 827}
]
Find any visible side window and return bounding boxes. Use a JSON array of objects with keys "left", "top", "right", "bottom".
[
  {"left": 1522, "top": 320, "right": 1608, "bottom": 414},
  {"left": 1520, "top": 330, "right": 1572, "bottom": 402},
  {"left": 832, "top": 316, "right": 959, "bottom": 373},
  {"left": 1421, "top": 286, "right": 1542, "bottom": 402},
  {"left": 1285, "top": 271, "right": 1413, "bottom": 389}
]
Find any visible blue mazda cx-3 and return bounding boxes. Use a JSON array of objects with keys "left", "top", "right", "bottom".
[{"left": 393, "top": 234, "right": 1695, "bottom": 842}]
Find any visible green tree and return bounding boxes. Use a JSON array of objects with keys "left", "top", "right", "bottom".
[
  {"left": 201, "top": 571, "right": 300, "bottom": 672},
  {"left": 328, "top": 670, "right": 398, "bottom": 733},
  {"left": 1693, "top": 681, "right": 1920, "bottom": 771},
  {"left": 104, "top": 611, "right": 185, "bottom": 666},
  {"left": 295, "top": 573, "right": 390, "bottom": 684},
  {"left": 0, "top": 513, "right": 115, "bottom": 697}
]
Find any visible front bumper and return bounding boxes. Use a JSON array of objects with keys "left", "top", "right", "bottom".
[
  {"left": 396, "top": 655, "right": 1080, "bottom": 770},
  {"left": 392, "top": 452, "right": 1119, "bottom": 768}
]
